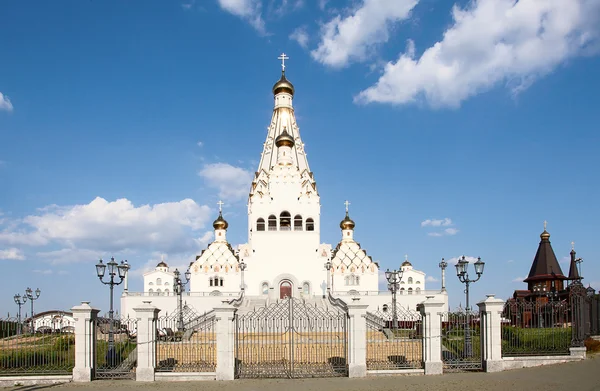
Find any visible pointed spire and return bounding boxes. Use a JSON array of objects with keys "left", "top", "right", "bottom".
[
  {"left": 525, "top": 223, "right": 566, "bottom": 282},
  {"left": 568, "top": 242, "right": 581, "bottom": 281}
]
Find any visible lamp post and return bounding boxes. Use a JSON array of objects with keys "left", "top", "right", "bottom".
[
  {"left": 239, "top": 261, "right": 247, "bottom": 291},
  {"left": 324, "top": 261, "right": 332, "bottom": 297},
  {"left": 174, "top": 268, "right": 191, "bottom": 331},
  {"left": 95, "top": 257, "right": 128, "bottom": 362},
  {"left": 455, "top": 256, "right": 485, "bottom": 357},
  {"left": 385, "top": 268, "right": 403, "bottom": 330},
  {"left": 14, "top": 293, "right": 27, "bottom": 335},
  {"left": 439, "top": 258, "right": 448, "bottom": 292},
  {"left": 25, "top": 287, "right": 41, "bottom": 333}
]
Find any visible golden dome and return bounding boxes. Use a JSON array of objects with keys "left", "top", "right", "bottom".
[
  {"left": 213, "top": 212, "right": 228, "bottom": 230},
  {"left": 540, "top": 230, "right": 550, "bottom": 240},
  {"left": 340, "top": 212, "right": 355, "bottom": 230},
  {"left": 275, "top": 128, "right": 294, "bottom": 148},
  {"left": 273, "top": 72, "right": 295, "bottom": 96}
]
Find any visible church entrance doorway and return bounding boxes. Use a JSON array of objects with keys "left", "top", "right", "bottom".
[
  {"left": 234, "top": 297, "right": 349, "bottom": 378},
  {"left": 279, "top": 280, "right": 292, "bottom": 299}
]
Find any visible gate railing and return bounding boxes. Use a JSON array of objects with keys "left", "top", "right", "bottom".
[
  {"left": 94, "top": 316, "right": 138, "bottom": 379},
  {"left": 441, "top": 309, "right": 482, "bottom": 371},
  {"left": 501, "top": 299, "right": 571, "bottom": 357},
  {"left": 366, "top": 307, "right": 423, "bottom": 370},
  {"left": 235, "top": 297, "right": 348, "bottom": 379},
  {"left": 156, "top": 310, "right": 216, "bottom": 372},
  {"left": 0, "top": 316, "right": 75, "bottom": 376}
]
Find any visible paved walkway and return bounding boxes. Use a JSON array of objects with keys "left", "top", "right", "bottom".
[{"left": 6, "top": 357, "right": 600, "bottom": 391}]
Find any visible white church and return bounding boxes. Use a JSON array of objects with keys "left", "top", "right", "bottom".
[{"left": 121, "top": 57, "right": 447, "bottom": 317}]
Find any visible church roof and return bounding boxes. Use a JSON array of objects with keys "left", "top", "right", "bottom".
[{"left": 524, "top": 228, "right": 566, "bottom": 282}]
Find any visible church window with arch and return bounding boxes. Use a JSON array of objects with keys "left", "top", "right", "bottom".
[
  {"left": 257, "top": 218, "right": 265, "bottom": 231},
  {"left": 408, "top": 277, "right": 413, "bottom": 284},
  {"left": 165, "top": 289, "right": 169, "bottom": 294},
  {"left": 382, "top": 304, "right": 389, "bottom": 312},
  {"left": 302, "top": 282, "right": 310, "bottom": 294},
  {"left": 294, "top": 215, "right": 303, "bottom": 231},
  {"left": 400, "top": 288, "right": 405, "bottom": 294},
  {"left": 268, "top": 215, "right": 277, "bottom": 231},
  {"left": 280, "top": 211, "right": 291, "bottom": 231},
  {"left": 306, "top": 218, "right": 314, "bottom": 231},
  {"left": 415, "top": 281, "right": 420, "bottom": 285},
  {"left": 209, "top": 276, "right": 223, "bottom": 287},
  {"left": 149, "top": 288, "right": 154, "bottom": 293},
  {"left": 149, "top": 282, "right": 154, "bottom": 286},
  {"left": 408, "top": 287, "right": 413, "bottom": 295},
  {"left": 261, "top": 283, "right": 269, "bottom": 295},
  {"left": 157, "top": 289, "right": 162, "bottom": 295},
  {"left": 156, "top": 278, "right": 162, "bottom": 285},
  {"left": 416, "top": 287, "right": 421, "bottom": 294}
]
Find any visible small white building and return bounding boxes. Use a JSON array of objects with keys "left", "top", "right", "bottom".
[{"left": 121, "top": 60, "right": 447, "bottom": 317}]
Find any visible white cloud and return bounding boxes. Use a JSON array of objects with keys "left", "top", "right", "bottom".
[
  {"left": 311, "top": 0, "right": 419, "bottom": 68},
  {"left": 507, "top": 259, "right": 514, "bottom": 263},
  {"left": 197, "top": 141, "right": 204, "bottom": 147},
  {"left": 444, "top": 227, "right": 459, "bottom": 236},
  {"left": 290, "top": 26, "right": 310, "bottom": 49},
  {"left": 512, "top": 276, "right": 526, "bottom": 283},
  {"left": 0, "top": 92, "right": 13, "bottom": 112},
  {"left": 217, "top": 0, "right": 266, "bottom": 34},
  {"left": 421, "top": 218, "right": 452, "bottom": 227},
  {"left": 356, "top": 0, "right": 600, "bottom": 107},
  {"left": 182, "top": 1, "right": 194, "bottom": 10},
  {"left": 33, "top": 269, "right": 53, "bottom": 275},
  {"left": 0, "top": 197, "right": 213, "bottom": 257},
  {"left": 318, "top": 0, "right": 328, "bottom": 11},
  {"left": 426, "top": 275, "right": 439, "bottom": 282},
  {"left": 0, "top": 247, "right": 25, "bottom": 260},
  {"left": 198, "top": 163, "right": 253, "bottom": 202}
]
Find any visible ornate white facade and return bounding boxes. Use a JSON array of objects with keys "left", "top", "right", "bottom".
[{"left": 122, "top": 62, "right": 447, "bottom": 317}]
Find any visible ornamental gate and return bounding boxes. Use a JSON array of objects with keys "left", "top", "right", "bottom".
[
  {"left": 234, "top": 297, "right": 348, "bottom": 378},
  {"left": 441, "top": 310, "right": 482, "bottom": 372},
  {"left": 94, "top": 316, "right": 138, "bottom": 380}
]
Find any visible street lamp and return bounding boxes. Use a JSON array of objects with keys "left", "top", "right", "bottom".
[
  {"left": 174, "top": 268, "right": 191, "bottom": 331},
  {"left": 25, "top": 287, "right": 41, "bottom": 333},
  {"left": 385, "top": 268, "right": 403, "bottom": 330},
  {"left": 239, "top": 261, "right": 247, "bottom": 291},
  {"left": 14, "top": 294, "right": 27, "bottom": 335},
  {"left": 324, "top": 261, "right": 332, "bottom": 297},
  {"left": 95, "top": 257, "right": 128, "bottom": 363},
  {"left": 439, "top": 258, "right": 448, "bottom": 292},
  {"left": 454, "top": 255, "right": 485, "bottom": 357}
]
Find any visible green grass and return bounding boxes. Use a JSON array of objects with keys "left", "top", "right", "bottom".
[
  {"left": 0, "top": 335, "right": 75, "bottom": 375},
  {"left": 501, "top": 326, "right": 571, "bottom": 356},
  {"left": 96, "top": 340, "right": 137, "bottom": 368}
]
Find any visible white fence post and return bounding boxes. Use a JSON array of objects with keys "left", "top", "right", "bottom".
[
  {"left": 477, "top": 295, "right": 504, "bottom": 372},
  {"left": 134, "top": 301, "right": 160, "bottom": 381},
  {"left": 419, "top": 296, "right": 445, "bottom": 375},
  {"left": 72, "top": 301, "right": 99, "bottom": 382},
  {"left": 214, "top": 305, "right": 236, "bottom": 381},
  {"left": 347, "top": 300, "right": 369, "bottom": 378}
]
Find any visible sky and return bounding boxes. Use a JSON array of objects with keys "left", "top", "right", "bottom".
[{"left": 1, "top": 0, "right": 599, "bottom": 316}]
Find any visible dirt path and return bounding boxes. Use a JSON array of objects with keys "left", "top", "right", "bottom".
[{"left": 6, "top": 357, "right": 600, "bottom": 391}]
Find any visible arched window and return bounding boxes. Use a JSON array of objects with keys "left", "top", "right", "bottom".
[
  {"left": 165, "top": 289, "right": 170, "bottom": 294},
  {"left": 400, "top": 281, "right": 405, "bottom": 285},
  {"left": 219, "top": 278, "right": 224, "bottom": 287},
  {"left": 408, "top": 288, "right": 413, "bottom": 295},
  {"left": 345, "top": 276, "right": 350, "bottom": 286},
  {"left": 157, "top": 289, "right": 162, "bottom": 294},
  {"left": 156, "top": 278, "right": 162, "bottom": 285},
  {"left": 382, "top": 304, "right": 389, "bottom": 312},
  {"left": 294, "top": 215, "right": 303, "bottom": 231},
  {"left": 280, "top": 211, "right": 291, "bottom": 231},
  {"left": 306, "top": 218, "right": 314, "bottom": 231},
  {"left": 303, "top": 282, "right": 310, "bottom": 294},
  {"left": 164, "top": 281, "right": 169, "bottom": 286},
  {"left": 257, "top": 218, "right": 265, "bottom": 231},
  {"left": 149, "top": 288, "right": 154, "bottom": 293},
  {"left": 416, "top": 287, "right": 421, "bottom": 294},
  {"left": 149, "top": 282, "right": 154, "bottom": 286},
  {"left": 355, "top": 276, "right": 360, "bottom": 285},
  {"left": 400, "top": 288, "right": 405, "bottom": 294},
  {"left": 262, "top": 283, "right": 269, "bottom": 295},
  {"left": 268, "top": 215, "right": 277, "bottom": 231},
  {"left": 408, "top": 277, "right": 413, "bottom": 284},
  {"left": 415, "top": 281, "right": 420, "bottom": 285}
]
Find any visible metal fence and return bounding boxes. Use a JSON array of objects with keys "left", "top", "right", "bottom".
[
  {"left": 95, "top": 316, "right": 138, "bottom": 380},
  {"left": 0, "top": 316, "right": 75, "bottom": 376},
  {"left": 501, "top": 299, "right": 571, "bottom": 357},
  {"left": 156, "top": 308, "right": 216, "bottom": 372},
  {"left": 235, "top": 297, "right": 348, "bottom": 379},
  {"left": 366, "top": 306, "right": 423, "bottom": 370},
  {"left": 441, "top": 310, "right": 482, "bottom": 371}
]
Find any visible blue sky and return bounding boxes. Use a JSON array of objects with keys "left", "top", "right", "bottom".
[{"left": 1, "top": 0, "right": 599, "bottom": 315}]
